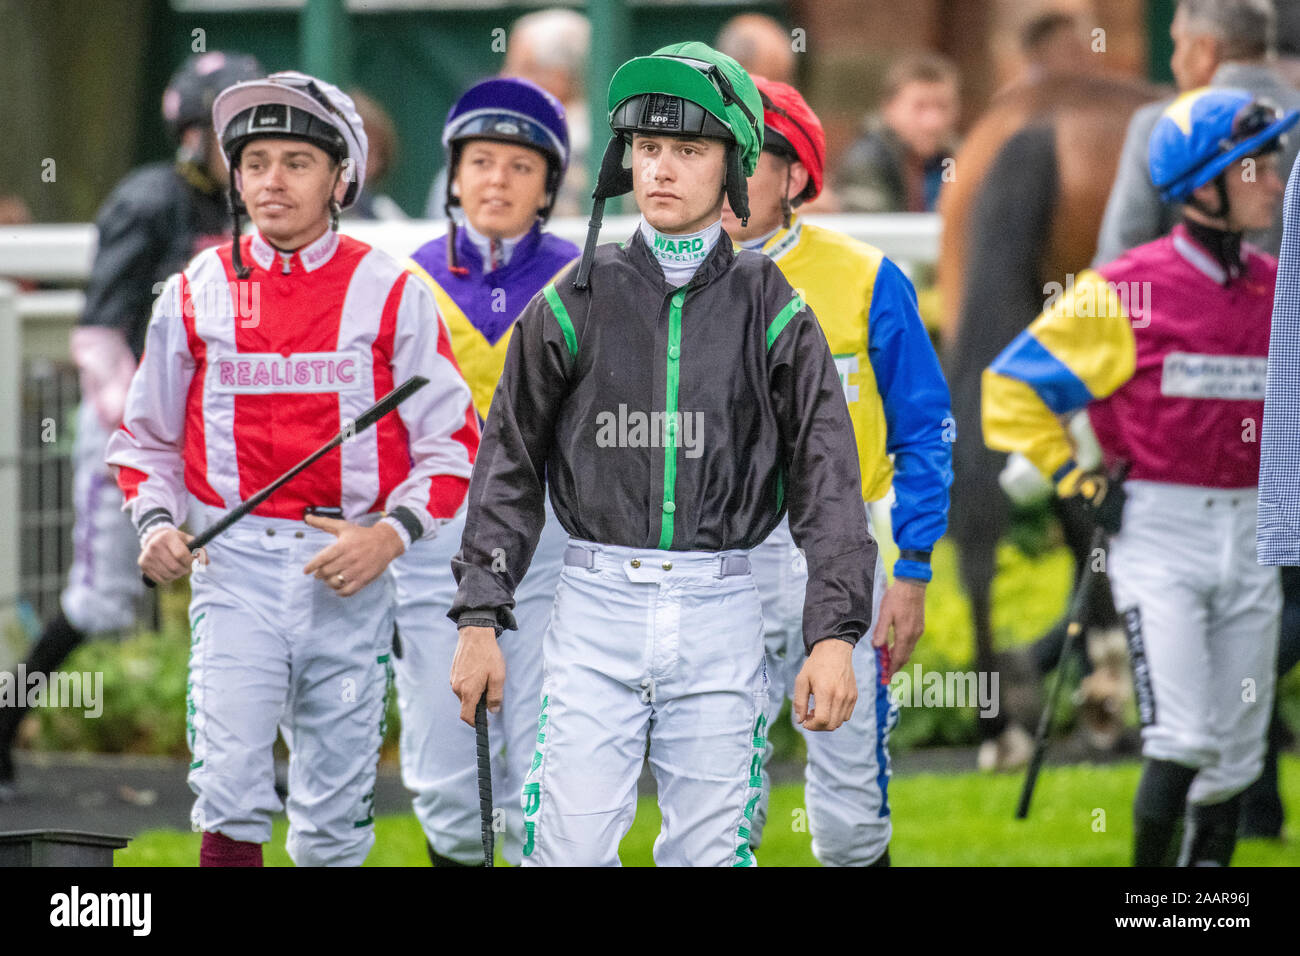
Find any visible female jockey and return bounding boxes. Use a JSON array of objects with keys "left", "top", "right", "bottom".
[{"left": 391, "top": 77, "right": 577, "bottom": 866}]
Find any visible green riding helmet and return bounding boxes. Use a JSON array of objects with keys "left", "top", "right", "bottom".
[{"left": 576, "top": 41, "right": 764, "bottom": 289}]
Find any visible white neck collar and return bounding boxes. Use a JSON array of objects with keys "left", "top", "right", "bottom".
[
  {"left": 462, "top": 219, "right": 532, "bottom": 272},
  {"left": 639, "top": 217, "right": 722, "bottom": 284},
  {"left": 249, "top": 227, "right": 339, "bottom": 274},
  {"left": 739, "top": 224, "right": 782, "bottom": 252}
]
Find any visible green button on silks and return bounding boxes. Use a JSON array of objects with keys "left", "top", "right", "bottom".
[
  {"left": 668, "top": 345, "right": 680, "bottom": 359},
  {"left": 663, "top": 501, "right": 676, "bottom": 514}
]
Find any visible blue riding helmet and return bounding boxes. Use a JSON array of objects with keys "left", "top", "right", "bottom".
[
  {"left": 1149, "top": 87, "right": 1299, "bottom": 203},
  {"left": 442, "top": 77, "right": 570, "bottom": 220},
  {"left": 440, "top": 76, "right": 571, "bottom": 276}
]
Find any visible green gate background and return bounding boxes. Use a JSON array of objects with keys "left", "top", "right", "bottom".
[{"left": 136, "top": 1, "right": 784, "bottom": 218}]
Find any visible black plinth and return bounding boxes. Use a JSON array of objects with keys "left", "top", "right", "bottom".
[{"left": 0, "top": 830, "right": 131, "bottom": 867}]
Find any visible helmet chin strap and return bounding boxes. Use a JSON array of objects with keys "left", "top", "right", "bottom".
[
  {"left": 723, "top": 144, "right": 749, "bottom": 227},
  {"left": 443, "top": 170, "right": 470, "bottom": 277},
  {"left": 1188, "top": 173, "right": 1232, "bottom": 223},
  {"left": 781, "top": 165, "right": 794, "bottom": 229},
  {"left": 228, "top": 167, "right": 251, "bottom": 280},
  {"left": 576, "top": 135, "right": 635, "bottom": 290},
  {"left": 329, "top": 165, "right": 345, "bottom": 231},
  {"left": 1183, "top": 174, "right": 1246, "bottom": 283}
]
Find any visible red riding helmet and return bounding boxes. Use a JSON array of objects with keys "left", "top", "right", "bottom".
[{"left": 752, "top": 75, "right": 826, "bottom": 203}]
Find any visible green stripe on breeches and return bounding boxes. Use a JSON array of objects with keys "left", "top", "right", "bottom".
[
  {"left": 734, "top": 710, "right": 768, "bottom": 866},
  {"left": 186, "top": 612, "right": 206, "bottom": 768},
  {"left": 522, "top": 694, "right": 551, "bottom": 858},
  {"left": 353, "top": 651, "right": 394, "bottom": 829}
]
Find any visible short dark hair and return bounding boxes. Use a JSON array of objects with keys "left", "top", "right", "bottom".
[
  {"left": 1021, "top": 11, "right": 1082, "bottom": 57},
  {"left": 882, "top": 52, "right": 960, "bottom": 103}
]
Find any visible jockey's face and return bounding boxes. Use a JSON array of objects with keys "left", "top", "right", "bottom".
[
  {"left": 1222, "top": 151, "right": 1285, "bottom": 232},
  {"left": 721, "top": 149, "right": 810, "bottom": 243},
  {"left": 631, "top": 133, "right": 727, "bottom": 235},
  {"left": 453, "top": 139, "right": 550, "bottom": 240},
  {"left": 237, "top": 139, "right": 346, "bottom": 249}
]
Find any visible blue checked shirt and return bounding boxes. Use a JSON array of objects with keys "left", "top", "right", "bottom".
[{"left": 1260, "top": 156, "right": 1300, "bottom": 565}]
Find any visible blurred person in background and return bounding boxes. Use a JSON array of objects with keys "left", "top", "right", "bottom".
[
  {"left": 1094, "top": 0, "right": 1299, "bottom": 840},
  {"left": 0, "top": 194, "right": 32, "bottom": 226},
  {"left": 0, "top": 51, "right": 263, "bottom": 802},
  {"left": 835, "top": 52, "right": 960, "bottom": 213},
  {"left": 1274, "top": 0, "right": 1300, "bottom": 87},
  {"left": 716, "top": 13, "right": 845, "bottom": 211},
  {"left": 722, "top": 11, "right": 842, "bottom": 210},
  {"left": 343, "top": 89, "right": 407, "bottom": 221},
  {"left": 1096, "top": 0, "right": 1300, "bottom": 262},
  {"left": 1018, "top": 10, "right": 1096, "bottom": 82},
  {"left": 0, "top": 194, "right": 37, "bottom": 292},
  {"left": 424, "top": 7, "right": 590, "bottom": 219},
  {"left": 715, "top": 12, "right": 797, "bottom": 84}
]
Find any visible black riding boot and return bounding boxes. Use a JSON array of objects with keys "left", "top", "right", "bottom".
[
  {"left": 1133, "top": 758, "right": 1197, "bottom": 866},
  {"left": 0, "top": 610, "right": 86, "bottom": 787}
]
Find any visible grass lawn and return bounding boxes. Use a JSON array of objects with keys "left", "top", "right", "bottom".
[{"left": 117, "top": 756, "right": 1300, "bottom": 867}]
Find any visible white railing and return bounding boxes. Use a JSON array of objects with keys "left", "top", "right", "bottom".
[
  {"left": 0, "top": 213, "right": 941, "bottom": 634},
  {"left": 343, "top": 213, "right": 942, "bottom": 272},
  {"left": 0, "top": 214, "right": 940, "bottom": 282}
]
